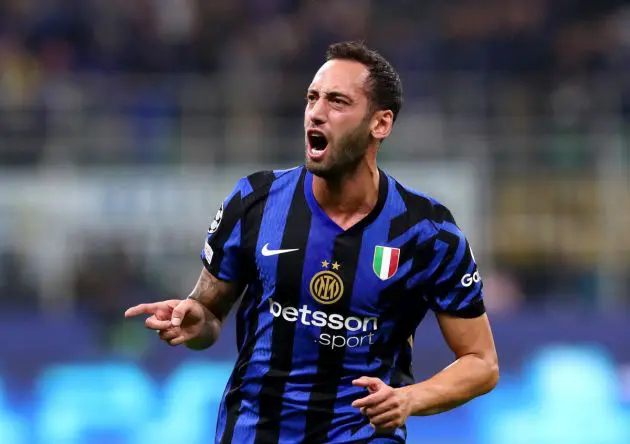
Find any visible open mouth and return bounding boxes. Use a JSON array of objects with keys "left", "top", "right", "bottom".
[{"left": 307, "top": 130, "right": 329, "bottom": 153}]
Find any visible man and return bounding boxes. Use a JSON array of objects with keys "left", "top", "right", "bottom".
[{"left": 125, "top": 41, "right": 499, "bottom": 443}]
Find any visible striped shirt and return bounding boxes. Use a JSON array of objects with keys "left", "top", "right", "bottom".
[{"left": 201, "top": 166, "right": 485, "bottom": 443}]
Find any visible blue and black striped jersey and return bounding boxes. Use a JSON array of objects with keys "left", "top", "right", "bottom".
[{"left": 201, "top": 166, "right": 485, "bottom": 444}]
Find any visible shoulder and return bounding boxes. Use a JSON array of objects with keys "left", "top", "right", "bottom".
[
  {"left": 388, "top": 174, "right": 457, "bottom": 236},
  {"left": 232, "top": 166, "right": 304, "bottom": 207}
]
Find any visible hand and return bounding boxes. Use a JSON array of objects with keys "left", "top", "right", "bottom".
[
  {"left": 351, "top": 377, "right": 411, "bottom": 432},
  {"left": 124, "top": 298, "right": 208, "bottom": 346}
]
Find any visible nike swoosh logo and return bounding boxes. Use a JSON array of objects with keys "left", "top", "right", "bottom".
[{"left": 261, "top": 243, "right": 299, "bottom": 256}]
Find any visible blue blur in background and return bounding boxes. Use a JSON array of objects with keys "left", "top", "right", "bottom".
[{"left": 1, "top": 314, "right": 629, "bottom": 444}]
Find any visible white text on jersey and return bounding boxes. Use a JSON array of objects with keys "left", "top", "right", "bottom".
[
  {"left": 461, "top": 271, "right": 481, "bottom": 287},
  {"left": 268, "top": 299, "right": 378, "bottom": 349}
]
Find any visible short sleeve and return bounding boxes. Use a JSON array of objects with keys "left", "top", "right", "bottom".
[
  {"left": 415, "top": 220, "right": 485, "bottom": 318},
  {"left": 201, "top": 179, "right": 246, "bottom": 282}
]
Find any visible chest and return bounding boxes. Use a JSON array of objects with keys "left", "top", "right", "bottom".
[{"left": 254, "top": 221, "right": 415, "bottom": 316}]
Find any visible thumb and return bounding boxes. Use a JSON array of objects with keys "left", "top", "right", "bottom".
[
  {"left": 352, "top": 377, "right": 385, "bottom": 392},
  {"left": 171, "top": 300, "right": 193, "bottom": 327}
]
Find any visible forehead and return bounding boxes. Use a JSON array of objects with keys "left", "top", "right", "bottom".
[{"left": 308, "top": 59, "right": 370, "bottom": 98}]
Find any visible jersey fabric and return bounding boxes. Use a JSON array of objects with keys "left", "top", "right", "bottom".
[{"left": 201, "top": 166, "right": 485, "bottom": 444}]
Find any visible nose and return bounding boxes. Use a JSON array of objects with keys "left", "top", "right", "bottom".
[{"left": 308, "top": 98, "right": 327, "bottom": 126}]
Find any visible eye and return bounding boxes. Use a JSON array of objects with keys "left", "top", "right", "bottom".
[{"left": 306, "top": 94, "right": 317, "bottom": 103}]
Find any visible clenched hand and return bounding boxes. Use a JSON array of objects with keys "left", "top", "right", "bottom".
[{"left": 352, "top": 377, "right": 411, "bottom": 432}]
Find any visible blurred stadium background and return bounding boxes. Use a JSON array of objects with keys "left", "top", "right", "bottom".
[{"left": 1, "top": 0, "right": 630, "bottom": 443}]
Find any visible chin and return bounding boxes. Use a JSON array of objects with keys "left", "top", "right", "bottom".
[
  {"left": 306, "top": 161, "right": 353, "bottom": 182},
  {"left": 305, "top": 160, "right": 330, "bottom": 177},
  {"left": 304, "top": 146, "right": 364, "bottom": 179}
]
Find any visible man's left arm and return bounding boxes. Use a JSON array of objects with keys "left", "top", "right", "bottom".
[
  {"left": 353, "top": 212, "right": 498, "bottom": 429},
  {"left": 399, "top": 312, "right": 499, "bottom": 416},
  {"left": 352, "top": 314, "right": 498, "bottom": 429}
]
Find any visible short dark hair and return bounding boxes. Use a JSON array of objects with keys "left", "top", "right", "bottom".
[{"left": 326, "top": 41, "right": 403, "bottom": 122}]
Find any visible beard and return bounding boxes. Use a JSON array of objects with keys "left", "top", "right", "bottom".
[{"left": 305, "top": 118, "right": 372, "bottom": 180}]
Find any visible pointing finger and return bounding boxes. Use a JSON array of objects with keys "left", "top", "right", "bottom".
[{"left": 124, "top": 303, "right": 161, "bottom": 318}]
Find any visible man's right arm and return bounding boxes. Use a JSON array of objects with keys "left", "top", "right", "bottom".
[
  {"left": 182, "top": 268, "right": 244, "bottom": 350},
  {"left": 183, "top": 175, "right": 250, "bottom": 349},
  {"left": 127, "top": 177, "right": 252, "bottom": 348}
]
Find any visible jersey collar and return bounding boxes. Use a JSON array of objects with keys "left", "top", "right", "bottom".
[{"left": 303, "top": 167, "right": 389, "bottom": 235}]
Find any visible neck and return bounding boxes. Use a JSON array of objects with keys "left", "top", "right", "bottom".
[{"left": 311, "top": 153, "right": 380, "bottom": 228}]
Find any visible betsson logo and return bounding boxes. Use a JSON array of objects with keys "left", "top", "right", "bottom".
[
  {"left": 461, "top": 271, "right": 481, "bottom": 287},
  {"left": 268, "top": 299, "right": 378, "bottom": 350}
]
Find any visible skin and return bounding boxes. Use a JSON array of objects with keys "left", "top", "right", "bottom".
[
  {"left": 124, "top": 57, "right": 499, "bottom": 433},
  {"left": 352, "top": 314, "right": 498, "bottom": 431},
  {"left": 124, "top": 269, "right": 241, "bottom": 350},
  {"left": 305, "top": 59, "right": 393, "bottom": 230}
]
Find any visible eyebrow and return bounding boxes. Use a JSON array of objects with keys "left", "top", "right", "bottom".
[{"left": 308, "top": 89, "right": 353, "bottom": 102}]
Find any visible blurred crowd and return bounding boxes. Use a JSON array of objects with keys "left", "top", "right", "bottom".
[
  {"left": 0, "top": 0, "right": 629, "bottom": 164},
  {"left": 1, "top": 0, "right": 630, "bottom": 330},
  {"left": 1, "top": 0, "right": 628, "bottom": 81}
]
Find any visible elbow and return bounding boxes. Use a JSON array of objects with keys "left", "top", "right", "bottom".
[
  {"left": 486, "top": 362, "right": 500, "bottom": 393},
  {"left": 469, "top": 350, "right": 499, "bottom": 396},
  {"left": 482, "top": 355, "right": 500, "bottom": 394}
]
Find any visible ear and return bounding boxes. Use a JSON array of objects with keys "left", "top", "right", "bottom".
[{"left": 370, "top": 110, "right": 394, "bottom": 140}]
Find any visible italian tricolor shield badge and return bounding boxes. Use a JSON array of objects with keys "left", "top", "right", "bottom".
[{"left": 373, "top": 246, "right": 400, "bottom": 280}]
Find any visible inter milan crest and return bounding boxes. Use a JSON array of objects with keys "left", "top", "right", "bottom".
[
  {"left": 309, "top": 260, "right": 344, "bottom": 305},
  {"left": 373, "top": 246, "right": 400, "bottom": 280},
  {"left": 208, "top": 203, "right": 224, "bottom": 234}
]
